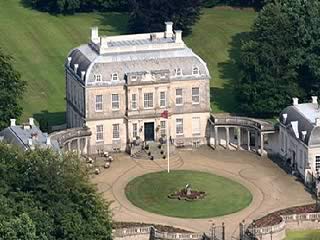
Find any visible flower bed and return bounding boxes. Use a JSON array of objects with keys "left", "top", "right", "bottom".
[{"left": 168, "top": 188, "right": 206, "bottom": 201}]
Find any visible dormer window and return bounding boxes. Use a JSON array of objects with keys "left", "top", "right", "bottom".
[
  {"left": 112, "top": 73, "right": 118, "bottom": 81},
  {"left": 192, "top": 66, "right": 200, "bottom": 75},
  {"left": 175, "top": 68, "right": 182, "bottom": 77},
  {"left": 131, "top": 75, "right": 137, "bottom": 81},
  {"left": 94, "top": 74, "right": 102, "bottom": 82}
]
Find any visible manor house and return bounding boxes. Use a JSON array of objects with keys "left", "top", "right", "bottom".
[{"left": 65, "top": 22, "right": 211, "bottom": 153}]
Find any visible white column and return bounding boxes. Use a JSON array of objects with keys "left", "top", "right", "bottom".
[
  {"left": 226, "top": 127, "right": 230, "bottom": 150},
  {"left": 237, "top": 127, "right": 241, "bottom": 150},
  {"left": 83, "top": 138, "right": 88, "bottom": 155},
  {"left": 255, "top": 131, "right": 258, "bottom": 153},
  {"left": 214, "top": 126, "right": 218, "bottom": 149},
  {"left": 77, "top": 138, "right": 81, "bottom": 155},
  {"left": 247, "top": 129, "right": 251, "bottom": 151},
  {"left": 260, "top": 133, "right": 264, "bottom": 156}
]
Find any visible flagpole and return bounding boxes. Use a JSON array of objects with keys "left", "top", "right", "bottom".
[{"left": 167, "top": 117, "right": 170, "bottom": 173}]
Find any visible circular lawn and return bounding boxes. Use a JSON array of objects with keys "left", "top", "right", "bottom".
[{"left": 125, "top": 170, "right": 252, "bottom": 218}]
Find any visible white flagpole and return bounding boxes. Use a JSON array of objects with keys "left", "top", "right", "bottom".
[{"left": 167, "top": 117, "right": 170, "bottom": 173}]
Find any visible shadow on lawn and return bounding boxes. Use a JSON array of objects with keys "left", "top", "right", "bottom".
[
  {"left": 98, "top": 12, "right": 129, "bottom": 35},
  {"left": 212, "top": 32, "right": 251, "bottom": 115},
  {"left": 33, "top": 111, "right": 66, "bottom": 133}
]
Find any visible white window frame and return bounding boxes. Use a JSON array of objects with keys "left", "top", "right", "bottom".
[
  {"left": 160, "top": 91, "right": 166, "bottom": 108},
  {"left": 175, "top": 68, "right": 182, "bottom": 77},
  {"left": 131, "top": 93, "right": 137, "bottom": 110},
  {"left": 176, "top": 118, "right": 184, "bottom": 135},
  {"left": 112, "top": 124, "right": 120, "bottom": 140},
  {"left": 133, "top": 123, "right": 138, "bottom": 138},
  {"left": 144, "top": 92, "right": 154, "bottom": 109},
  {"left": 94, "top": 74, "right": 102, "bottom": 82},
  {"left": 192, "top": 87, "right": 200, "bottom": 105},
  {"left": 111, "top": 94, "right": 120, "bottom": 110},
  {"left": 96, "top": 125, "right": 104, "bottom": 142},
  {"left": 175, "top": 88, "right": 183, "bottom": 106},
  {"left": 112, "top": 73, "right": 118, "bottom": 81},
  {"left": 192, "top": 66, "right": 200, "bottom": 75},
  {"left": 95, "top": 95, "right": 103, "bottom": 112},
  {"left": 192, "top": 117, "right": 201, "bottom": 135}
]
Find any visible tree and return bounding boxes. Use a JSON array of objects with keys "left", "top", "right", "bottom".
[
  {"left": 0, "top": 144, "right": 113, "bottom": 239},
  {"left": 0, "top": 49, "right": 26, "bottom": 130},
  {"left": 128, "top": 0, "right": 202, "bottom": 35},
  {"left": 202, "top": 0, "right": 266, "bottom": 9},
  {"left": 236, "top": 0, "right": 320, "bottom": 117}
]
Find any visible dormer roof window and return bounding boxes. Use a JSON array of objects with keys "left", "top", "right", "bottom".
[
  {"left": 192, "top": 66, "right": 200, "bottom": 75},
  {"left": 94, "top": 74, "right": 102, "bottom": 82},
  {"left": 131, "top": 75, "right": 137, "bottom": 81},
  {"left": 112, "top": 73, "right": 119, "bottom": 81},
  {"left": 175, "top": 68, "right": 182, "bottom": 77}
]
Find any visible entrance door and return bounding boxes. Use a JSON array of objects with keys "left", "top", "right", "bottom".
[{"left": 144, "top": 122, "right": 155, "bottom": 141}]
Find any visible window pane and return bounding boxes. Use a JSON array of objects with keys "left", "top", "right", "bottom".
[
  {"left": 95, "top": 95, "right": 102, "bottom": 111},
  {"left": 192, "top": 87, "right": 200, "bottom": 104},
  {"left": 132, "top": 94, "right": 137, "bottom": 109},
  {"left": 192, "top": 117, "right": 200, "bottom": 135},
  {"left": 176, "top": 119, "right": 183, "bottom": 135},
  {"left": 112, "top": 94, "right": 119, "bottom": 109},
  {"left": 176, "top": 89, "right": 183, "bottom": 105},
  {"left": 144, "top": 93, "right": 153, "bottom": 108},
  {"left": 96, "top": 125, "right": 104, "bottom": 141},
  {"left": 133, "top": 123, "right": 137, "bottom": 138},
  {"left": 160, "top": 92, "right": 166, "bottom": 107},
  {"left": 113, "top": 124, "right": 120, "bottom": 139}
]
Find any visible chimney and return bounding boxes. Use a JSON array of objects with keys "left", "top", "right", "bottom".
[
  {"left": 301, "top": 131, "right": 307, "bottom": 141},
  {"left": 29, "top": 118, "right": 34, "bottom": 126},
  {"left": 91, "top": 26, "right": 99, "bottom": 44},
  {"left": 312, "top": 96, "right": 318, "bottom": 104},
  {"left": 292, "top": 97, "right": 299, "bottom": 106},
  {"left": 165, "top": 21, "right": 173, "bottom": 38},
  {"left": 10, "top": 119, "right": 16, "bottom": 127},
  {"left": 67, "top": 57, "right": 72, "bottom": 67},
  {"left": 46, "top": 137, "right": 51, "bottom": 145},
  {"left": 282, "top": 113, "right": 288, "bottom": 124},
  {"left": 175, "top": 30, "right": 183, "bottom": 44},
  {"left": 81, "top": 71, "right": 86, "bottom": 81},
  {"left": 316, "top": 118, "right": 320, "bottom": 126},
  {"left": 73, "top": 64, "right": 79, "bottom": 74}
]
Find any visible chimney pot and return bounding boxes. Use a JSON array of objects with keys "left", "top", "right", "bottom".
[
  {"left": 91, "top": 26, "right": 99, "bottom": 44},
  {"left": 81, "top": 71, "right": 86, "bottom": 81},
  {"left": 312, "top": 96, "right": 318, "bottom": 104},
  {"left": 165, "top": 21, "right": 173, "bottom": 38},
  {"left": 292, "top": 97, "right": 299, "bottom": 106},
  {"left": 175, "top": 30, "right": 183, "bottom": 44},
  {"left": 10, "top": 119, "right": 16, "bottom": 127},
  {"left": 301, "top": 131, "right": 307, "bottom": 141},
  {"left": 28, "top": 138, "right": 33, "bottom": 146},
  {"left": 282, "top": 113, "right": 288, "bottom": 124},
  {"left": 67, "top": 57, "right": 72, "bottom": 67},
  {"left": 29, "top": 118, "right": 34, "bottom": 126}
]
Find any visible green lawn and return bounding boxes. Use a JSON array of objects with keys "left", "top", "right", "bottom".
[
  {"left": 286, "top": 230, "right": 320, "bottom": 240},
  {"left": 0, "top": 2, "right": 256, "bottom": 126},
  {"left": 125, "top": 170, "right": 252, "bottom": 218}
]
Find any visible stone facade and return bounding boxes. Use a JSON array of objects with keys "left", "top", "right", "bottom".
[{"left": 65, "top": 22, "right": 211, "bottom": 154}]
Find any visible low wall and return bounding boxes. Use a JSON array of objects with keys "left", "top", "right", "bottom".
[
  {"left": 113, "top": 226, "right": 205, "bottom": 240},
  {"left": 247, "top": 212, "right": 320, "bottom": 240}
]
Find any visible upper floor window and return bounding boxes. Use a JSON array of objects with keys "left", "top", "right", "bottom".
[
  {"left": 175, "top": 68, "right": 182, "bottom": 76},
  {"left": 112, "top": 124, "right": 120, "bottom": 139},
  {"left": 112, "top": 73, "right": 118, "bottom": 81},
  {"left": 96, "top": 125, "right": 104, "bottom": 142},
  {"left": 112, "top": 94, "right": 120, "bottom": 110},
  {"left": 192, "top": 66, "right": 200, "bottom": 75},
  {"left": 94, "top": 74, "right": 102, "bottom": 82},
  {"left": 192, "top": 87, "right": 200, "bottom": 104},
  {"left": 95, "top": 95, "right": 103, "bottom": 112},
  {"left": 176, "top": 88, "right": 183, "bottom": 106},
  {"left": 133, "top": 123, "right": 138, "bottom": 138},
  {"left": 160, "top": 91, "right": 166, "bottom": 108},
  {"left": 132, "top": 94, "right": 137, "bottom": 110},
  {"left": 176, "top": 118, "right": 184, "bottom": 135},
  {"left": 144, "top": 93, "right": 154, "bottom": 109}
]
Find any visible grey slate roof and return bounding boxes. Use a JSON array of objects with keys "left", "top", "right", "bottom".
[
  {"left": 0, "top": 125, "right": 60, "bottom": 151},
  {"left": 280, "top": 103, "right": 320, "bottom": 146}
]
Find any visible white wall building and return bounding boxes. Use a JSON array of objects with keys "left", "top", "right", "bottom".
[{"left": 279, "top": 97, "right": 320, "bottom": 183}]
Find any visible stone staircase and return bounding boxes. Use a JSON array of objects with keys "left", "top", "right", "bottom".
[{"left": 131, "top": 142, "right": 176, "bottom": 161}]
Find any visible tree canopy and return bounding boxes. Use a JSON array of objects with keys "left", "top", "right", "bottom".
[
  {"left": 128, "top": 0, "right": 202, "bottom": 35},
  {"left": 0, "top": 144, "right": 112, "bottom": 240},
  {"left": 0, "top": 49, "right": 26, "bottom": 130},
  {"left": 236, "top": 0, "right": 320, "bottom": 117}
]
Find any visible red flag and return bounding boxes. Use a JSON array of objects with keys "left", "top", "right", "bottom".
[{"left": 161, "top": 110, "right": 168, "bottom": 119}]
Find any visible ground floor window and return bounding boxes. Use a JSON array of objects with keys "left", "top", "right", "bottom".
[
  {"left": 133, "top": 123, "right": 138, "bottom": 138},
  {"left": 316, "top": 156, "right": 320, "bottom": 171},
  {"left": 96, "top": 125, "right": 104, "bottom": 142},
  {"left": 192, "top": 117, "right": 200, "bottom": 135},
  {"left": 113, "top": 124, "right": 120, "bottom": 139},
  {"left": 160, "top": 121, "right": 166, "bottom": 137},
  {"left": 176, "top": 118, "right": 183, "bottom": 135}
]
